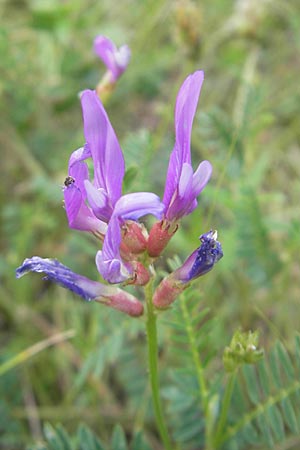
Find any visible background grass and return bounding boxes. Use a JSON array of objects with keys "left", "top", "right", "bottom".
[{"left": 1, "top": 0, "right": 300, "bottom": 448}]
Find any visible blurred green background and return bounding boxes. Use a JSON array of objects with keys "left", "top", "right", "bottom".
[{"left": 1, "top": 0, "right": 300, "bottom": 448}]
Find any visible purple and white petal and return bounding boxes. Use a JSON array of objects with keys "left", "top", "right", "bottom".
[
  {"left": 174, "top": 71, "right": 204, "bottom": 164},
  {"left": 93, "top": 35, "right": 116, "bottom": 72},
  {"left": 64, "top": 184, "right": 107, "bottom": 234},
  {"left": 191, "top": 160, "right": 212, "bottom": 198},
  {"left": 96, "top": 215, "right": 133, "bottom": 283},
  {"left": 68, "top": 160, "right": 89, "bottom": 200},
  {"left": 80, "top": 90, "right": 125, "bottom": 206},
  {"left": 162, "top": 71, "right": 211, "bottom": 222},
  {"left": 114, "top": 45, "right": 131, "bottom": 74},
  {"left": 93, "top": 35, "right": 130, "bottom": 81},
  {"left": 114, "top": 192, "right": 164, "bottom": 221},
  {"left": 68, "top": 145, "right": 91, "bottom": 170},
  {"left": 84, "top": 180, "right": 113, "bottom": 222},
  {"left": 16, "top": 256, "right": 116, "bottom": 301}
]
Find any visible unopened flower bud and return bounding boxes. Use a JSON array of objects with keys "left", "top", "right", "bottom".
[
  {"left": 97, "top": 288, "right": 144, "bottom": 317},
  {"left": 173, "top": 230, "right": 223, "bottom": 282},
  {"left": 129, "top": 261, "right": 150, "bottom": 286},
  {"left": 223, "top": 329, "right": 264, "bottom": 372},
  {"left": 122, "top": 221, "right": 148, "bottom": 254},
  {"left": 148, "top": 220, "right": 178, "bottom": 257},
  {"left": 153, "top": 230, "right": 223, "bottom": 308},
  {"left": 153, "top": 274, "right": 188, "bottom": 309}
]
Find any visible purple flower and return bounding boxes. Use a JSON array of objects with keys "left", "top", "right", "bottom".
[
  {"left": 153, "top": 230, "right": 223, "bottom": 309},
  {"left": 163, "top": 70, "right": 212, "bottom": 222},
  {"left": 16, "top": 257, "right": 143, "bottom": 317},
  {"left": 64, "top": 89, "right": 164, "bottom": 284},
  {"left": 94, "top": 35, "right": 131, "bottom": 83},
  {"left": 96, "top": 193, "right": 164, "bottom": 284},
  {"left": 64, "top": 89, "right": 125, "bottom": 231}
]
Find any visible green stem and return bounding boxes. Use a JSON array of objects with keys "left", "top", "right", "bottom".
[
  {"left": 145, "top": 280, "right": 173, "bottom": 450},
  {"left": 213, "top": 373, "right": 236, "bottom": 448}
]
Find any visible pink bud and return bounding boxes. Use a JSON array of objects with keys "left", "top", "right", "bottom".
[
  {"left": 96, "top": 288, "right": 144, "bottom": 317},
  {"left": 121, "top": 221, "right": 148, "bottom": 254},
  {"left": 147, "top": 220, "right": 178, "bottom": 257},
  {"left": 129, "top": 261, "right": 150, "bottom": 286},
  {"left": 153, "top": 275, "right": 187, "bottom": 309}
]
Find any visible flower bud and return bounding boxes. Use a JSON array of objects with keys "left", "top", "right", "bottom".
[
  {"left": 97, "top": 288, "right": 144, "bottom": 317},
  {"left": 153, "top": 230, "right": 223, "bottom": 308},
  {"left": 153, "top": 275, "right": 188, "bottom": 309},
  {"left": 121, "top": 220, "right": 148, "bottom": 254},
  {"left": 223, "top": 329, "right": 264, "bottom": 372},
  {"left": 147, "top": 220, "right": 178, "bottom": 257},
  {"left": 173, "top": 230, "right": 223, "bottom": 282},
  {"left": 129, "top": 261, "right": 150, "bottom": 286}
]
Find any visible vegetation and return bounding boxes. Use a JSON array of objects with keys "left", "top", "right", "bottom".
[{"left": 1, "top": 0, "right": 300, "bottom": 448}]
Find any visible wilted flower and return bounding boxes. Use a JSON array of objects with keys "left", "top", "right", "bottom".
[
  {"left": 148, "top": 71, "right": 212, "bottom": 257},
  {"left": 16, "top": 257, "right": 143, "bottom": 317},
  {"left": 153, "top": 230, "right": 223, "bottom": 309}
]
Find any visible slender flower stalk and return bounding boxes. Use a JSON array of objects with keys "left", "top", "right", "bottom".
[
  {"left": 145, "top": 279, "right": 173, "bottom": 450},
  {"left": 212, "top": 373, "right": 236, "bottom": 449}
]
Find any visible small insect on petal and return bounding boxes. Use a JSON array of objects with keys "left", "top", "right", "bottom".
[{"left": 64, "top": 176, "right": 75, "bottom": 187}]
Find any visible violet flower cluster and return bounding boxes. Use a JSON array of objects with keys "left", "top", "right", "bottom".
[{"left": 16, "top": 60, "right": 223, "bottom": 316}]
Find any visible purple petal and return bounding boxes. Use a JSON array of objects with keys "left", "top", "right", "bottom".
[
  {"left": 114, "top": 192, "right": 164, "bottom": 221},
  {"left": 93, "top": 35, "right": 130, "bottom": 81},
  {"left": 174, "top": 230, "right": 223, "bottom": 282},
  {"left": 165, "top": 164, "right": 193, "bottom": 220},
  {"left": 163, "top": 71, "right": 210, "bottom": 221},
  {"left": 84, "top": 180, "right": 113, "bottom": 222},
  {"left": 80, "top": 90, "right": 125, "bottom": 206},
  {"left": 95, "top": 193, "right": 164, "bottom": 283},
  {"left": 178, "top": 163, "right": 193, "bottom": 198},
  {"left": 96, "top": 216, "right": 132, "bottom": 283},
  {"left": 16, "top": 256, "right": 116, "bottom": 301},
  {"left": 16, "top": 257, "right": 144, "bottom": 316},
  {"left": 174, "top": 71, "right": 204, "bottom": 164},
  {"left": 114, "top": 45, "right": 131, "bottom": 72},
  {"left": 68, "top": 145, "right": 91, "bottom": 170},
  {"left": 68, "top": 160, "right": 89, "bottom": 200},
  {"left": 191, "top": 160, "right": 212, "bottom": 197},
  {"left": 64, "top": 184, "right": 107, "bottom": 234},
  {"left": 94, "top": 35, "right": 116, "bottom": 69}
]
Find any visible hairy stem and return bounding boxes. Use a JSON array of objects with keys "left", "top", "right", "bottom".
[{"left": 145, "top": 279, "right": 173, "bottom": 450}]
